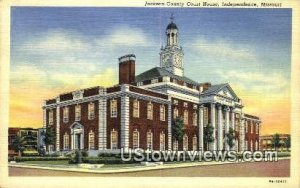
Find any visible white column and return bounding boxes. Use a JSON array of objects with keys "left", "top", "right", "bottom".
[
  {"left": 98, "top": 88, "right": 107, "bottom": 150},
  {"left": 231, "top": 109, "right": 235, "bottom": 130},
  {"left": 56, "top": 105, "right": 60, "bottom": 152},
  {"left": 121, "top": 85, "right": 130, "bottom": 152},
  {"left": 167, "top": 102, "right": 172, "bottom": 150},
  {"left": 239, "top": 114, "right": 245, "bottom": 152},
  {"left": 217, "top": 104, "right": 223, "bottom": 151},
  {"left": 225, "top": 107, "right": 230, "bottom": 151},
  {"left": 198, "top": 105, "right": 204, "bottom": 151},
  {"left": 210, "top": 103, "right": 216, "bottom": 151},
  {"left": 42, "top": 103, "right": 46, "bottom": 129}
]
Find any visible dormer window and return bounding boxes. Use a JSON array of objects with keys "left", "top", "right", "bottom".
[{"left": 137, "top": 82, "right": 143, "bottom": 86}]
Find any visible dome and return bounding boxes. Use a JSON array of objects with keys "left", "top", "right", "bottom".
[{"left": 166, "top": 22, "right": 178, "bottom": 30}]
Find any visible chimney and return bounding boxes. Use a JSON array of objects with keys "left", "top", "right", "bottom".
[{"left": 118, "top": 54, "right": 136, "bottom": 85}]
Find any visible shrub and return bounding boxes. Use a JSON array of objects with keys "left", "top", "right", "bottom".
[
  {"left": 14, "top": 157, "right": 69, "bottom": 162},
  {"left": 81, "top": 150, "right": 88, "bottom": 157}
]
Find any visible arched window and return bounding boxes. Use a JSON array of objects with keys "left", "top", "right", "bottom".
[
  {"left": 184, "top": 110, "right": 188, "bottom": 124},
  {"left": 192, "top": 135, "right": 197, "bottom": 151},
  {"left": 146, "top": 130, "right": 153, "bottom": 150},
  {"left": 147, "top": 102, "right": 153, "bottom": 120},
  {"left": 88, "top": 131, "right": 95, "bottom": 150},
  {"left": 111, "top": 129, "right": 118, "bottom": 149},
  {"left": 160, "top": 131, "right": 165, "bottom": 151},
  {"left": 183, "top": 134, "right": 188, "bottom": 151},
  {"left": 173, "top": 108, "right": 178, "bottom": 119},
  {"left": 133, "top": 100, "right": 139, "bottom": 118},
  {"left": 132, "top": 130, "right": 139, "bottom": 149},
  {"left": 63, "top": 133, "right": 69, "bottom": 150},
  {"left": 193, "top": 112, "right": 197, "bottom": 126},
  {"left": 160, "top": 105, "right": 165, "bottom": 121}
]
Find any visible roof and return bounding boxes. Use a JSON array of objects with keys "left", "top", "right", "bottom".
[
  {"left": 201, "top": 83, "right": 240, "bottom": 100},
  {"left": 201, "top": 83, "right": 228, "bottom": 95},
  {"left": 135, "top": 67, "right": 199, "bottom": 85},
  {"left": 167, "top": 22, "right": 178, "bottom": 30}
]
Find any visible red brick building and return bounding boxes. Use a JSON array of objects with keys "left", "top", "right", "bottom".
[{"left": 43, "top": 20, "right": 261, "bottom": 153}]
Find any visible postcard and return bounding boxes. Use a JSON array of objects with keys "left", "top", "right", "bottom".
[{"left": 0, "top": 0, "right": 299, "bottom": 187}]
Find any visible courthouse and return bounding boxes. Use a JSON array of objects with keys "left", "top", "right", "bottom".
[{"left": 43, "top": 20, "right": 261, "bottom": 153}]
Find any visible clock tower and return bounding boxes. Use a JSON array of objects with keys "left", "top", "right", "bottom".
[{"left": 160, "top": 15, "right": 184, "bottom": 76}]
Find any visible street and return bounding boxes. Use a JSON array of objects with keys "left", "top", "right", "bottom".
[{"left": 9, "top": 159, "right": 289, "bottom": 177}]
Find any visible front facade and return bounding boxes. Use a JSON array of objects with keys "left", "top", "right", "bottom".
[{"left": 43, "top": 20, "right": 261, "bottom": 153}]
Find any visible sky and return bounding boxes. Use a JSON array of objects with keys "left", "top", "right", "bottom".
[{"left": 10, "top": 7, "right": 291, "bottom": 135}]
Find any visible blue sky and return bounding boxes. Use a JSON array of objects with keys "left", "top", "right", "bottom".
[{"left": 10, "top": 7, "right": 291, "bottom": 134}]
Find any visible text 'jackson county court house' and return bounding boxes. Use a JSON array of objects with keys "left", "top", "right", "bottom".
[{"left": 43, "top": 19, "right": 261, "bottom": 153}]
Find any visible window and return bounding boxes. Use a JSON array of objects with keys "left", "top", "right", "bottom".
[
  {"left": 193, "top": 85, "right": 197, "bottom": 90},
  {"left": 173, "top": 140, "right": 178, "bottom": 151},
  {"left": 250, "top": 122, "right": 253, "bottom": 133},
  {"left": 49, "top": 110, "right": 53, "bottom": 125},
  {"left": 203, "top": 107, "right": 208, "bottom": 126},
  {"left": 88, "top": 102, "right": 95, "bottom": 120},
  {"left": 173, "top": 108, "right": 179, "bottom": 119},
  {"left": 160, "top": 105, "right": 165, "bottom": 121},
  {"left": 245, "top": 121, "right": 248, "bottom": 133},
  {"left": 183, "top": 82, "right": 187, "bottom": 87},
  {"left": 193, "top": 112, "right": 197, "bottom": 126},
  {"left": 133, "top": 100, "right": 139, "bottom": 118},
  {"left": 192, "top": 135, "right": 197, "bottom": 151},
  {"left": 63, "top": 107, "right": 69, "bottom": 123},
  {"left": 183, "top": 134, "right": 188, "bottom": 151},
  {"left": 146, "top": 131, "right": 153, "bottom": 150},
  {"left": 147, "top": 102, "right": 153, "bottom": 120},
  {"left": 63, "top": 133, "right": 69, "bottom": 150},
  {"left": 173, "top": 100, "right": 178, "bottom": 105},
  {"left": 88, "top": 131, "right": 95, "bottom": 150},
  {"left": 256, "top": 124, "right": 259, "bottom": 134},
  {"left": 160, "top": 132, "right": 165, "bottom": 151},
  {"left": 184, "top": 110, "right": 188, "bottom": 124},
  {"left": 137, "top": 82, "right": 143, "bottom": 86},
  {"left": 75, "top": 105, "right": 81, "bottom": 121},
  {"left": 110, "top": 100, "right": 117, "bottom": 118},
  {"left": 132, "top": 130, "right": 139, "bottom": 149},
  {"left": 245, "top": 140, "right": 248, "bottom": 150},
  {"left": 184, "top": 102, "right": 188, "bottom": 108},
  {"left": 111, "top": 130, "right": 118, "bottom": 149}
]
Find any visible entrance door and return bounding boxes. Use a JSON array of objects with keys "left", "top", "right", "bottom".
[{"left": 75, "top": 134, "right": 81, "bottom": 149}]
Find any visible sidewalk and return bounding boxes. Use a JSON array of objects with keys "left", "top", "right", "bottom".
[{"left": 8, "top": 157, "right": 290, "bottom": 174}]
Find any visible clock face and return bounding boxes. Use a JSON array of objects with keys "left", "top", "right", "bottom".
[
  {"left": 162, "top": 54, "right": 171, "bottom": 67},
  {"left": 174, "top": 55, "right": 182, "bottom": 67}
]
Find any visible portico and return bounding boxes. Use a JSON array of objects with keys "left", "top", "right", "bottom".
[{"left": 199, "top": 83, "right": 244, "bottom": 151}]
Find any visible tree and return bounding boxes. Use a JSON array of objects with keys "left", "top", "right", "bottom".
[
  {"left": 43, "top": 126, "right": 56, "bottom": 152},
  {"left": 225, "top": 127, "right": 235, "bottom": 150},
  {"left": 12, "top": 135, "right": 26, "bottom": 157},
  {"left": 272, "top": 133, "right": 280, "bottom": 150},
  {"left": 284, "top": 135, "right": 291, "bottom": 151},
  {"left": 172, "top": 117, "right": 184, "bottom": 142},
  {"left": 204, "top": 123, "right": 214, "bottom": 150}
]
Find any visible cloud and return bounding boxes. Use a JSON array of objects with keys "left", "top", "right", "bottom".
[
  {"left": 19, "top": 29, "right": 91, "bottom": 54},
  {"left": 95, "top": 25, "right": 155, "bottom": 48},
  {"left": 187, "top": 37, "right": 257, "bottom": 63}
]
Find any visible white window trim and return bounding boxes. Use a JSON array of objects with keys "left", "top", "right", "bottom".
[
  {"left": 160, "top": 105, "right": 166, "bottom": 121},
  {"left": 146, "top": 131, "right": 153, "bottom": 150},
  {"left": 63, "top": 107, "right": 69, "bottom": 123},
  {"left": 111, "top": 129, "right": 118, "bottom": 149},
  {"left": 75, "top": 105, "right": 81, "bottom": 121},
  {"left": 49, "top": 110, "right": 53, "bottom": 125},
  {"left": 132, "top": 130, "right": 139, "bottom": 149},
  {"left": 133, "top": 100, "right": 140, "bottom": 118},
  {"left": 192, "top": 135, "right": 197, "bottom": 151},
  {"left": 160, "top": 132, "right": 165, "bottom": 151},
  {"left": 88, "top": 102, "right": 95, "bottom": 120},
  {"left": 193, "top": 112, "right": 197, "bottom": 126},
  {"left": 184, "top": 110, "right": 188, "bottom": 124},
  {"left": 110, "top": 100, "right": 117, "bottom": 118},
  {"left": 63, "top": 133, "right": 69, "bottom": 150},
  {"left": 183, "top": 134, "right": 189, "bottom": 151},
  {"left": 88, "top": 131, "right": 95, "bottom": 150},
  {"left": 147, "top": 102, "right": 153, "bottom": 120}
]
